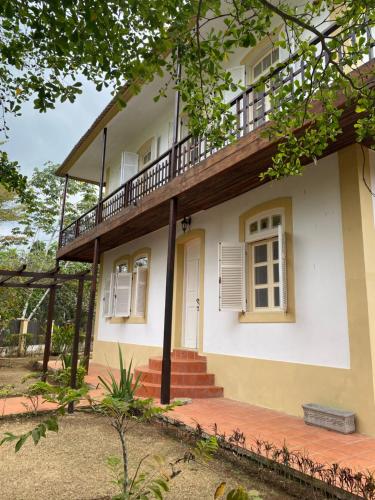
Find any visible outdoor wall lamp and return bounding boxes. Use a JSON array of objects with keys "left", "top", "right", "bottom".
[{"left": 181, "top": 216, "right": 192, "bottom": 233}]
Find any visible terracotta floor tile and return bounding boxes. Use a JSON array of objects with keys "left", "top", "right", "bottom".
[{"left": 2, "top": 360, "right": 375, "bottom": 478}]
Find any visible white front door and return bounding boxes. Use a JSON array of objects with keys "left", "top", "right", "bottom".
[{"left": 182, "top": 238, "right": 200, "bottom": 349}]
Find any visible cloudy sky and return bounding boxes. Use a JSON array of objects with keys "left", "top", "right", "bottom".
[{"left": 2, "top": 80, "right": 112, "bottom": 177}]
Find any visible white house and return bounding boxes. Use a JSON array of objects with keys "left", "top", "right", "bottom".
[{"left": 55, "top": 15, "right": 375, "bottom": 435}]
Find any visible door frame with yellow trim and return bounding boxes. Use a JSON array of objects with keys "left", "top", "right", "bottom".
[{"left": 172, "top": 229, "right": 205, "bottom": 352}]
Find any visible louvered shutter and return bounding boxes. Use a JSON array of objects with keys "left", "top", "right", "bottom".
[
  {"left": 278, "top": 224, "right": 288, "bottom": 312},
  {"left": 114, "top": 272, "right": 132, "bottom": 317},
  {"left": 133, "top": 267, "right": 148, "bottom": 317},
  {"left": 103, "top": 274, "right": 115, "bottom": 317},
  {"left": 120, "top": 152, "right": 139, "bottom": 184},
  {"left": 224, "top": 66, "right": 246, "bottom": 103},
  {"left": 218, "top": 242, "right": 246, "bottom": 311}
]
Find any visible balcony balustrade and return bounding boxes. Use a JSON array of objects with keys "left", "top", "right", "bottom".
[{"left": 59, "top": 23, "right": 374, "bottom": 249}]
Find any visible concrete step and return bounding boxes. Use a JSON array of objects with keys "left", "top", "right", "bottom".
[
  {"left": 148, "top": 357, "right": 207, "bottom": 373},
  {"left": 134, "top": 366, "right": 215, "bottom": 386},
  {"left": 171, "top": 349, "right": 206, "bottom": 360},
  {"left": 136, "top": 382, "right": 224, "bottom": 399}
]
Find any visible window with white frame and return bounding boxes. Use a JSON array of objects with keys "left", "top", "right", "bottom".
[
  {"left": 218, "top": 208, "right": 287, "bottom": 314},
  {"left": 103, "top": 252, "right": 149, "bottom": 319},
  {"left": 131, "top": 254, "right": 148, "bottom": 318},
  {"left": 249, "top": 47, "right": 280, "bottom": 127}
]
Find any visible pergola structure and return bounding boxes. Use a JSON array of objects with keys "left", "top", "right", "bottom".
[{"left": 0, "top": 265, "right": 93, "bottom": 410}]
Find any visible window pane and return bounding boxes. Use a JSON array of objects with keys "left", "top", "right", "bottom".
[
  {"left": 262, "top": 53, "right": 271, "bottom": 71},
  {"left": 254, "top": 244, "right": 267, "bottom": 263},
  {"left": 272, "top": 214, "right": 281, "bottom": 227},
  {"left": 254, "top": 62, "right": 262, "bottom": 79},
  {"left": 274, "top": 286, "right": 280, "bottom": 307},
  {"left": 273, "top": 263, "right": 279, "bottom": 283},
  {"left": 272, "top": 48, "right": 280, "bottom": 63},
  {"left": 255, "top": 288, "right": 268, "bottom": 307},
  {"left": 250, "top": 221, "right": 258, "bottom": 234},
  {"left": 260, "top": 217, "right": 269, "bottom": 230},
  {"left": 272, "top": 240, "right": 279, "bottom": 260},
  {"left": 255, "top": 265, "right": 268, "bottom": 285},
  {"left": 117, "top": 263, "right": 128, "bottom": 273},
  {"left": 134, "top": 256, "right": 148, "bottom": 270}
]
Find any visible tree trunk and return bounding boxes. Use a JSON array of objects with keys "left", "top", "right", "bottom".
[
  {"left": 27, "top": 289, "right": 49, "bottom": 321},
  {"left": 117, "top": 425, "right": 129, "bottom": 494}
]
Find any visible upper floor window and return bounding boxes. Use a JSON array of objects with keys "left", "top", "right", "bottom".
[
  {"left": 138, "top": 138, "right": 155, "bottom": 169},
  {"left": 252, "top": 48, "right": 280, "bottom": 81}
]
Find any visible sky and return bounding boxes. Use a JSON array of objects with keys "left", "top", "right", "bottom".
[
  {"left": 1, "top": 80, "right": 112, "bottom": 240},
  {"left": 2, "top": 80, "right": 112, "bottom": 177}
]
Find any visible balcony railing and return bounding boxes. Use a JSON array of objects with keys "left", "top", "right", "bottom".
[{"left": 59, "top": 23, "right": 374, "bottom": 248}]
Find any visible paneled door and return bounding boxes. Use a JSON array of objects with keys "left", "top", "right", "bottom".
[{"left": 182, "top": 238, "right": 200, "bottom": 349}]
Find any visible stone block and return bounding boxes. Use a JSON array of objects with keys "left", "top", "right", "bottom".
[{"left": 302, "top": 403, "right": 355, "bottom": 434}]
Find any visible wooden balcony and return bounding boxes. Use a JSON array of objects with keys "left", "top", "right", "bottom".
[{"left": 57, "top": 26, "right": 374, "bottom": 263}]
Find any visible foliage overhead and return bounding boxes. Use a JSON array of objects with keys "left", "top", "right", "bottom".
[{"left": 1, "top": 0, "right": 375, "bottom": 194}]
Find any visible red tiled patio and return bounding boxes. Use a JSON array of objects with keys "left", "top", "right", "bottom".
[{"left": 1, "top": 360, "right": 375, "bottom": 474}]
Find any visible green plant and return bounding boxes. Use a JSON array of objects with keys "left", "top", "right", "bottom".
[
  {"left": 98, "top": 344, "right": 141, "bottom": 401},
  {"left": 0, "top": 382, "right": 87, "bottom": 451},
  {"left": 54, "top": 365, "right": 86, "bottom": 389},
  {"left": 215, "top": 484, "right": 262, "bottom": 499},
  {"left": 51, "top": 324, "right": 74, "bottom": 355}
]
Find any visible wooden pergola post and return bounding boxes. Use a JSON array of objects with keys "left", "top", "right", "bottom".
[
  {"left": 42, "top": 285, "right": 57, "bottom": 381},
  {"left": 68, "top": 276, "right": 85, "bottom": 414},
  {"left": 160, "top": 197, "right": 178, "bottom": 404},
  {"left": 83, "top": 238, "right": 100, "bottom": 370}
]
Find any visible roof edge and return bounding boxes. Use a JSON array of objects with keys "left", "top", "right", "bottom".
[{"left": 55, "top": 81, "right": 138, "bottom": 179}]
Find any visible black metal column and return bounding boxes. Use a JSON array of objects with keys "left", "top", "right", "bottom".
[
  {"left": 83, "top": 238, "right": 100, "bottom": 370},
  {"left": 160, "top": 197, "right": 178, "bottom": 404},
  {"left": 58, "top": 174, "right": 69, "bottom": 248},
  {"left": 97, "top": 127, "right": 107, "bottom": 224}
]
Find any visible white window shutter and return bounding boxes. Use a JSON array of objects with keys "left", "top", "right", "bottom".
[
  {"left": 103, "top": 274, "right": 115, "bottom": 317},
  {"left": 218, "top": 242, "right": 246, "bottom": 312},
  {"left": 278, "top": 224, "right": 288, "bottom": 312},
  {"left": 114, "top": 272, "right": 132, "bottom": 317},
  {"left": 133, "top": 267, "right": 148, "bottom": 317},
  {"left": 224, "top": 66, "right": 246, "bottom": 103},
  {"left": 121, "top": 152, "right": 139, "bottom": 184}
]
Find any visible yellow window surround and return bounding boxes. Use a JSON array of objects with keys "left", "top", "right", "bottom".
[{"left": 239, "top": 197, "right": 295, "bottom": 323}]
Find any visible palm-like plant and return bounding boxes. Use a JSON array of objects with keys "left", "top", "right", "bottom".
[{"left": 98, "top": 344, "right": 141, "bottom": 401}]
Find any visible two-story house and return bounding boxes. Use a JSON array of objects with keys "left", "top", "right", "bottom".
[{"left": 55, "top": 16, "right": 375, "bottom": 435}]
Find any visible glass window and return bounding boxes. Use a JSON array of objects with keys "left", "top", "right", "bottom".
[
  {"left": 143, "top": 150, "right": 152, "bottom": 165},
  {"left": 251, "top": 238, "right": 280, "bottom": 311},
  {"left": 272, "top": 214, "right": 281, "bottom": 227},
  {"left": 133, "top": 255, "right": 148, "bottom": 270},
  {"left": 254, "top": 244, "right": 267, "bottom": 263},
  {"left": 116, "top": 262, "right": 128, "bottom": 273},
  {"left": 260, "top": 217, "right": 269, "bottom": 230}
]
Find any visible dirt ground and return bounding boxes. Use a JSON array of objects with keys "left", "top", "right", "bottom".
[
  {"left": 0, "top": 357, "right": 41, "bottom": 396},
  {"left": 0, "top": 412, "right": 327, "bottom": 500}
]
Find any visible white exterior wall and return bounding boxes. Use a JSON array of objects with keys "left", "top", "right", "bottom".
[{"left": 98, "top": 153, "right": 350, "bottom": 369}]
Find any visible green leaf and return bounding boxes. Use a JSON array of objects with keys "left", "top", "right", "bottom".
[{"left": 15, "top": 433, "right": 29, "bottom": 452}]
